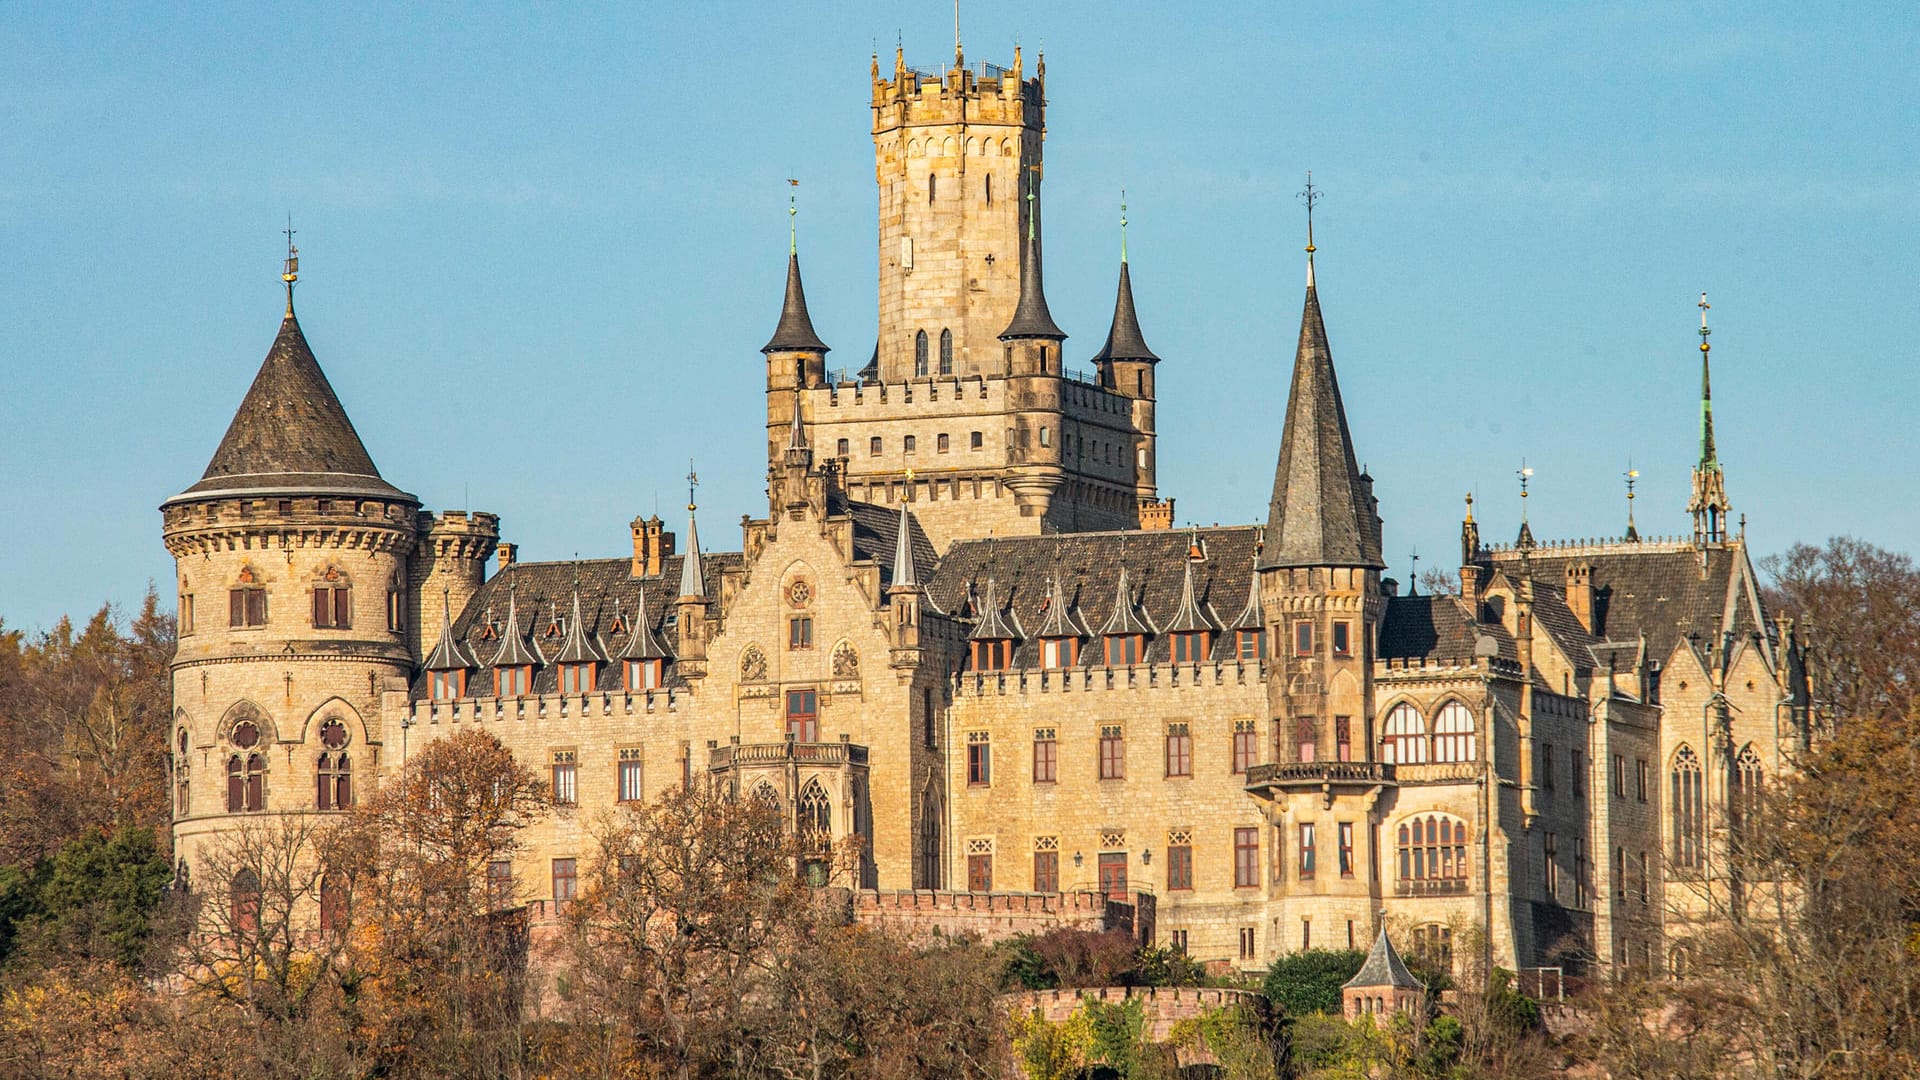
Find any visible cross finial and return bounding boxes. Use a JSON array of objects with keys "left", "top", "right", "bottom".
[
  {"left": 787, "top": 177, "right": 799, "bottom": 256},
  {"left": 1120, "top": 188, "right": 1129, "bottom": 263},
  {"left": 1410, "top": 548, "right": 1421, "bottom": 594},
  {"left": 686, "top": 459, "right": 699, "bottom": 512},
  {"left": 1298, "top": 172, "right": 1320, "bottom": 254},
  {"left": 1518, "top": 460, "right": 1534, "bottom": 522},
  {"left": 1698, "top": 292, "right": 1711, "bottom": 352},
  {"left": 281, "top": 214, "right": 300, "bottom": 314}
]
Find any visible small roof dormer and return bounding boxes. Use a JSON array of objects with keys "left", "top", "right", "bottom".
[
  {"left": 967, "top": 576, "right": 1022, "bottom": 642},
  {"left": 1036, "top": 573, "right": 1090, "bottom": 640},
  {"left": 490, "top": 586, "right": 542, "bottom": 669},
  {"left": 1098, "top": 566, "right": 1154, "bottom": 638},
  {"left": 616, "top": 590, "right": 670, "bottom": 662},
  {"left": 423, "top": 592, "right": 472, "bottom": 672},
  {"left": 551, "top": 586, "right": 606, "bottom": 666},
  {"left": 1165, "top": 550, "right": 1219, "bottom": 635}
]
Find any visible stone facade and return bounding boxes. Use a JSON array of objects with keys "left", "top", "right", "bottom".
[{"left": 163, "top": 39, "right": 1809, "bottom": 987}]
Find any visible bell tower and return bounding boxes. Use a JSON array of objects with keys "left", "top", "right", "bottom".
[{"left": 872, "top": 43, "right": 1043, "bottom": 381}]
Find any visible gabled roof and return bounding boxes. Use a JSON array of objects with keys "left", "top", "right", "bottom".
[
  {"left": 169, "top": 310, "right": 412, "bottom": 505},
  {"left": 1379, "top": 593, "right": 1518, "bottom": 665},
  {"left": 1260, "top": 269, "right": 1383, "bottom": 570},
  {"left": 761, "top": 252, "right": 830, "bottom": 354},
  {"left": 1089, "top": 260, "right": 1159, "bottom": 364},
  {"left": 1344, "top": 929, "right": 1423, "bottom": 991}
]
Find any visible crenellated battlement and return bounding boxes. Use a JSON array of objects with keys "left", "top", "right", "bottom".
[
  {"left": 871, "top": 53, "right": 1041, "bottom": 130},
  {"left": 417, "top": 510, "right": 501, "bottom": 559},
  {"left": 952, "top": 659, "right": 1269, "bottom": 699},
  {"left": 162, "top": 493, "right": 420, "bottom": 559}
]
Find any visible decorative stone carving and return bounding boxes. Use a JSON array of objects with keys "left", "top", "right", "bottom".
[
  {"left": 832, "top": 642, "right": 860, "bottom": 678},
  {"left": 741, "top": 645, "right": 768, "bottom": 683}
]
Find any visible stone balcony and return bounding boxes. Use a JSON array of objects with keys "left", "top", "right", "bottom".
[{"left": 1243, "top": 760, "right": 1396, "bottom": 806}]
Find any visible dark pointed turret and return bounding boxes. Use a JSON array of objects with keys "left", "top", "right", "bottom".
[
  {"left": 1090, "top": 261, "right": 1160, "bottom": 364},
  {"left": 999, "top": 173, "right": 1066, "bottom": 342},
  {"left": 1260, "top": 235, "right": 1384, "bottom": 570},
  {"left": 761, "top": 251, "right": 830, "bottom": 355},
  {"left": 1687, "top": 293, "right": 1731, "bottom": 545}
]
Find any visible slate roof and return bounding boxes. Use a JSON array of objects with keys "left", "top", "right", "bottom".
[
  {"left": 844, "top": 499, "right": 939, "bottom": 591},
  {"left": 169, "top": 311, "right": 412, "bottom": 505},
  {"left": 930, "top": 526, "right": 1261, "bottom": 666},
  {"left": 1261, "top": 273, "right": 1383, "bottom": 570},
  {"left": 999, "top": 197, "right": 1066, "bottom": 341},
  {"left": 1089, "top": 260, "right": 1159, "bottom": 364},
  {"left": 414, "top": 552, "right": 741, "bottom": 698},
  {"left": 1344, "top": 929, "right": 1423, "bottom": 991},
  {"left": 1378, "top": 594, "right": 1518, "bottom": 665},
  {"left": 761, "top": 252, "right": 830, "bottom": 354}
]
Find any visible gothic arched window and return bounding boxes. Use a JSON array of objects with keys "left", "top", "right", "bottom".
[
  {"left": 1731, "top": 743, "right": 1763, "bottom": 830},
  {"left": 1397, "top": 814, "right": 1470, "bottom": 885},
  {"left": 1381, "top": 703, "right": 1428, "bottom": 764},
  {"left": 1672, "top": 745, "right": 1704, "bottom": 869},
  {"left": 227, "top": 751, "right": 264, "bottom": 812},
  {"left": 1432, "top": 701, "right": 1476, "bottom": 763},
  {"left": 798, "top": 777, "right": 831, "bottom": 838},
  {"left": 915, "top": 330, "right": 930, "bottom": 377},
  {"left": 939, "top": 328, "right": 954, "bottom": 375},
  {"left": 919, "top": 794, "right": 942, "bottom": 889},
  {"left": 230, "top": 868, "right": 260, "bottom": 933}
]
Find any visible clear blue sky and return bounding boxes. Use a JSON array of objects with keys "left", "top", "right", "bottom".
[{"left": 3, "top": 2, "right": 1916, "bottom": 633}]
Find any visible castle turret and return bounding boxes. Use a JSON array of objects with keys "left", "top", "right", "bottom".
[
  {"left": 673, "top": 494, "right": 710, "bottom": 680},
  {"left": 997, "top": 172, "right": 1067, "bottom": 520},
  {"left": 1687, "top": 293, "right": 1732, "bottom": 546},
  {"left": 161, "top": 249, "right": 420, "bottom": 880},
  {"left": 763, "top": 200, "right": 830, "bottom": 465}
]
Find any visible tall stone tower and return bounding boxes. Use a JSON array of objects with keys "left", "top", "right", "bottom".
[
  {"left": 872, "top": 43, "right": 1041, "bottom": 381},
  {"left": 161, "top": 261, "right": 420, "bottom": 878}
]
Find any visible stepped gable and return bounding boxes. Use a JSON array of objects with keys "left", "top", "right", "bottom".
[
  {"left": 844, "top": 499, "right": 938, "bottom": 590},
  {"left": 171, "top": 311, "right": 412, "bottom": 504},
  {"left": 413, "top": 551, "right": 741, "bottom": 699},
  {"left": 1488, "top": 542, "right": 1765, "bottom": 663},
  {"left": 930, "top": 526, "right": 1261, "bottom": 667},
  {"left": 1378, "top": 594, "right": 1518, "bottom": 666}
]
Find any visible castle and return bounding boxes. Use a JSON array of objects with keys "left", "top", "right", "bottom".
[{"left": 161, "top": 43, "right": 1810, "bottom": 978}]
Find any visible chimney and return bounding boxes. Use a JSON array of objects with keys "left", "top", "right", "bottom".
[
  {"left": 631, "top": 515, "right": 675, "bottom": 577},
  {"left": 497, "top": 542, "right": 517, "bottom": 569},
  {"left": 1566, "top": 562, "right": 1594, "bottom": 632},
  {"left": 1138, "top": 497, "right": 1175, "bottom": 531}
]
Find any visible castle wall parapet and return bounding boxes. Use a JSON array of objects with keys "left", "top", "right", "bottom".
[
  {"left": 851, "top": 888, "right": 1151, "bottom": 943},
  {"left": 951, "top": 659, "right": 1267, "bottom": 698}
]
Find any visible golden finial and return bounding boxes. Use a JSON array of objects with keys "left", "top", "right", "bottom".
[
  {"left": 1698, "top": 292, "right": 1711, "bottom": 354},
  {"left": 281, "top": 214, "right": 299, "bottom": 315},
  {"left": 1299, "top": 172, "right": 1319, "bottom": 254},
  {"left": 1464, "top": 491, "right": 1474, "bottom": 524},
  {"left": 686, "top": 460, "right": 699, "bottom": 512},
  {"left": 1517, "top": 460, "right": 1534, "bottom": 522}
]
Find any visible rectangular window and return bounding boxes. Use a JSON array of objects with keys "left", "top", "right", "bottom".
[
  {"left": 1097, "top": 852, "right": 1128, "bottom": 899},
  {"left": 1098, "top": 725, "right": 1125, "bottom": 780},
  {"left": 495, "top": 665, "right": 530, "bottom": 698},
  {"left": 312, "top": 585, "right": 351, "bottom": 629},
  {"left": 1239, "top": 927, "right": 1255, "bottom": 960},
  {"left": 1041, "top": 637, "right": 1077, "bottom": 668},
  {"left": 1335, "top": 716, "right": 1352, "bottom": 762},
  {"left": 966, "top": 853, "right": 992, "bottom": 891},
  {"left": 1293, "top": 621, "right": 1313, "bottom": 657},
  {"left": 1295, "top": 718, "right": 1317, "bottom": 764},
  {"left": 1236, "top": 629, "right": 1265, "bottom": 660},
  {"left": 966, "top": 731, "right": 991, "bottom": 786},
  {"left": 488, "top": 860, "right": 514, "bottom": 910},
  {"left": 559, "top": 662, "right": 595, "bottom": 694},
  {"left": 836, "top": 438, "right": 849, "bottom": 457},
  {"left": 869, "top": 436, "right": 882, "bottom": 456},
  {"left": 551, "top": 752, "right": 577, "bottom": 805},
  {"left": 1164, "top": 723, "right": 1192, "bottom": 778},
  {"left": 1615, "top": 847, "right": 1627, "bottom": 899},
  {"left": 1331, "top": 621, "right": 1351, "bottom": 657},
  {"left": 904, "top": 435, "right": 917, "bottom": 454},
  {"left": 387, "top": 589, "right": 404, "bottom": 632},
  {"left": 230, "top": 587, "right": 267, "bottom": 627},
  {"left": 1172, "top": 929, "right": 1189, "bottom": 954},
  {"left": 1542, "top": 743, "right": 1556, "bottom": 791},
  {"left": 1302, "top": 919, "right": 1312, "bottom": 950},
  {"left": 618, "top": 748, "right": 644, "bottom": 802},
  {"left": 1234, "top": 827, "right": 1259, "bottom": 888},
  {"left": 972, "top": 639, "right": 1011, "bottom": 670},
  {"left": 1575, "top": 838, "right": 1590, "bottom": 907},
  {"left": 1612, "top": 753, "right": 1625, "bottom": 797},
  {"left": 937, "top": 433, "right": 950, "bottom": 453},
  {"left": 1032, "top": 728, "right": 1057, "bottom": 783},
  {"left": 1231, "top": 720, "right": 1258, "bottom": 774},
  {"left": 1339, "top": 821, "right": 1355, "bottom": 877},
  {"left": 1636, "top": 758, "right": 1649, "bottom": 802},
  {"left": 1167, "top": 842, "right": 1193, "bottom": 891},
  {"left": 1639, "top": 851, "right": 1650, "bottom": 903},
  {"left": 970, "top": 431, "right": 983, "bottom": 450},
  {"left": 1172, "top": 632, "right": 1209, "bottom": 663},
  {"left": 785, "top": 689, "right": 819, "bottom": 742},
  {"left": 626, "top": 658, "right": 663, "bottom": 690},
  {"left": 179, "top": 593, "right": 195, "bottom": 634},
  {"left": 1545, "top": 832, "right": 1559, "bottom": 899},
  {"left": 1299, "top": 822, "right": 1316, "bottom": 879},
  {"left": 923, "top": 689, "right": 937, "bottom": 749},
  {"left": 788, "top": 616, "right": 813, "bottom": 650},
  {"left": 1103, "top": 635, "right": 1142, "bottom": 666},
  {"left": 551, "top": 858, "right": 577, "bottom": 905},
  {"left": 1033, "top": 849, "right": 1059, "bottom": 893},
  {"left": 430, "top": 669, "right": 464, "bottom": 702},
  {"left": 1572, "top": 750, "right": 1585, "bottom": 800}
]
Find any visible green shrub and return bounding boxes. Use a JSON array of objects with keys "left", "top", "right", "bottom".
[{"left": 1262, "top": 948, "right": 1366, "bottom": 1016}]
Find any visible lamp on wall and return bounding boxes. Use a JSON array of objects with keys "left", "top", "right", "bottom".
[
  {"left": 1072, "top": 851, "right": 1083, "bottom": 868},
  {"left": 1140, "top": 848, "right": 1152, "bottom": 866}
]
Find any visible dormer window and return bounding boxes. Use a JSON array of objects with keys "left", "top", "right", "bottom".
[
  {"left": 429, "top": 669, "right": 466, "bottom": 701},
  {"left": 1103, "top": 634, "right": 1144, "bottom": 667},
  {"left": 625, "top": 659, "right": 663, "bottom": 690},
  {"left": 1172, "top": 631, "right": 1211, "bottom": 664},
  {"left": 559, "top": 662, "right": 596, "bottom": 695},
  {"left": 1041, "top": 637, "right": 1078, "bottom": 669},
  {"left": 971, "top": 639, "right": 1011, "bottom": 671},
  {"left": 1236, "top": 629, "right": 1265, "bottom": 660},
  {"left": 496, "top": 666, "right": 532, "bottom": 698}
]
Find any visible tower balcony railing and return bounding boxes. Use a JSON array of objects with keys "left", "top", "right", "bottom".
[
  {"left": 1244, "top": 760, "right": 1395, "bottom": 789},
  {"left": 709, "top": 740, "right": 870, "bottom": 772}
]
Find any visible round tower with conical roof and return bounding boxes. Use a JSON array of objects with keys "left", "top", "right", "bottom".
[{"left": 160, "top": 270, "right": 421, "bottom": 880}]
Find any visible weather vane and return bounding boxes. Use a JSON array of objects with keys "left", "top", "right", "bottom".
[
  {"left": 1120, "top": 188, "right": 1129, "bottom": 262},
  {"left": 1517, "top": 460, "right": 1534, "bottom": 521},
  {"left": 787, "top": 178, "right": 799, "bottom": 255},
  {"left": 1298, "top": 171, "right": 1320, "bottom": 254},
  {"left": 686, "top": 460, "right": 699, "bottom": 512},
  {"left": 1698, "top": 292, "right": 1711, "bottom": 351},
  {"left": 281, "top": 214, "right": 299, "bottom": 313}
]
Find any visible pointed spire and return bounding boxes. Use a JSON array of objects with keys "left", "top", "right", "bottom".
[
  {"left": 1166, "top": 537, "right": 1219, "bottom": 634},
  {"left": 1037, "top": 569, "right": 1089, "bottom": 640},
  {"left": 491, "top": 583, "right": 541, "bottom": 668},
  {"left": 1090, "top": 198, "right": 1160, "bottom": 365},
  {"left": 168, "top": 255, "right": 411, "bottom": 505},
  {"left": 888, "top": 499, "right": 920, "bottom": 592},
  {"left": 617, "top": 589, "right": 670, "bottom": 661},
  {"left": 1343, "top": 927, "right": 1423, "bottom": 991},
  {"left": 1302, "top": 172, "right": 1319, "bottom": 288},
  {"left": 1515, "top": 462, "right": 1536, "bottom": 547},
  {"left": 761, "top": 186, "right": 830, "bottom": 355},
  {"left": 1459, "top": 492, "right": 1481, "bottom": 565},
  {"left": 1099, "top": 564, "right": 1153, "bottom": 636},
  {"left": 1625, "top": 465, "right": 1641, "bottom": 542},
  {"left": 967, "top": 575, "right": 1019, "bottom": 641},
  {"left": 1687, "top": 294, "right": 1732, "bottom": 545},
  {"left": 999, "top": 166, "right": 1066, "bottom": 341},
  {"left": 553, "top": 579, "right": 606, "bottom": 665},
  {"left": 678, "top": 468, "right": 707, "bottom": 602},
  {"left": 1697, "top": 292, "right": 1717, "bottom": 469},
  {"left": 787, "top": 386, "right": 809, "bottom": 451},
  {"left": 1260, "top": 190, "right": 1383, "bottom": 571},
  {"left": 423, "top": 589, "right": 471, "bottom": 671},
  {"left": 281, "top": 216, "right": 299, "bottom": 317},
  {"left": 1231, "top": 547, "right": 1265, "bottom": 631}
]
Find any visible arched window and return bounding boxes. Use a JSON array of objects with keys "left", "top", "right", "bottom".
[
  {"left": 798, "top": 777, "right": 831, "bottom": 838},
  {"left": 914, "top": 330, "right": 929, "bottom": 377},
  {"left": 230, "top": 868, "right": 261, "bottom": 933},
  {"left": 1396, "top": 815, "right": 1470, "bottom": 886},
  {"left": 1432, "top": 702, "right": 1476, "bottom": 763},
  {"left": 1731, "top": 743, "right": 1763, "bottom": 829},
  {"left": 1381, "top": 703, "right": 1428, "bottom": 764},
  {"left": 939, "top": 328, "right": 954, "bottom": 375},
  {"left": 175, "top": 728, "right": 190, "bottom": 815},
  {"left": 751, "top": 781, "right": 780, "bottom": 809},
  {"left": 315, "top": 718, "right": 351, "bottom": 809},
  {"left": 1672, "top": 745, "right": 1704, "bottom": 869},
  {"left": 1294, "top": 718, "right": 1317, "bottom": 763},
  {"left": 319, "top": 871, "right": 348, "bottom": 933},
  {"left": 919, "top": 794, "right": 942, "bottom": 889},
  {"left": 984, "top": 173, "right": 992, "bottom": 205},
  {"left": 227, "top": 751, "right": 264, "bottom": 812},
  {"left": 929, "top": 172, "right": 937, "bottom": 204}
]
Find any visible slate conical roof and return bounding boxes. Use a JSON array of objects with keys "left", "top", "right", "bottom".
[
  {"left": 888, "top": 500, "right": 920, "bottom": 592},
  {"left": 552, "top": 586, "right": 606, "bottom": 665},
  {"left": 761, "top": 252, "right": 830, "bottom": 355},
  {"left": 1260, "top": 264, "right": 1385, "bottom": 570},
  {"left": 169, "top": 310, "right": 412, "bottom": 505},
  {"left": 616, "top": 591, "right": 670, "bottom": 661},
  {"left": 1036, "top": 573, "right": 1089, "bottom": 639},
  {"left": 1099, "top": 566, "right": 1154, "bottom": 636},
  {"left": 491, "top": 587, "right": 542, "bottom": 668},
  {"left": 1231, "top": 553, "right": 1266, "bottom": 631},
  {"left": 1090, "top": 261, "right": 1159, "bottom": 363},
  {"left": 1344, "top": 928, "right": 1424, "bottom": 991},
  {"left": 1165, "top": 551, "right": 1219, "bottom": 634},
  {"left": 999, "top": 192, "right": 1066, "bottom": 341},
  {"left": 677, "top": 506, "right": 707, "bottom": 601},
  {"left": 422, "top": 592, "right": 471, "bottom": 671}
]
